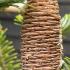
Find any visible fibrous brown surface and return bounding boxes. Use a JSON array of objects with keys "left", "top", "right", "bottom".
[{"left": 20, "top": 0, "right": 61, "bottom": 70}]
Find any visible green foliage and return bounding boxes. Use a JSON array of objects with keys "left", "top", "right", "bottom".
[
  {"left": 61, "top": 14, "right": 70, "bottom": 36},
  {"left": 0, "top": 0, "right": 24, "bottom": 7},
  {"left": 61, "top": 57, "right": 70, "bottom": 70},
  {"left": 61, "top": 14, "right": 70, "bottom": 70},
  {"left": 0, "top": 24, "right": 21, "bottom": 70},
  {"left": 14, "top": 14, "right": 24, "bottom": 26}
]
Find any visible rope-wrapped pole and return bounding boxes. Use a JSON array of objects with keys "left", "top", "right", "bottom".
[{"left": 20, "top": 0, "right": 62, "bottom": 70}]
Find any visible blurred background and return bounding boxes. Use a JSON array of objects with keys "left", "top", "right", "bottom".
[{"left": 0, "top": 0, "right": 70, "bottom": 56}]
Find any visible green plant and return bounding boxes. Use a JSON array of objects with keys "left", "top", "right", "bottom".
[
  {"left": 61, "top": 14, "right": 70, "bottom": 36},
  {"left": 61, "top": 14, "right": 70, "bottom": 70},
  {"left": 61, "top": 57, "right": 70, "bottom": 70},
  {"left": 0, "top": 24, "right": 21, "bottom": 70},
  {"left": 14, "top": 14, "right": 24, "bottom": 25},
  {"left": 0, "top": 0, "right": 24, "bottom": 7}
]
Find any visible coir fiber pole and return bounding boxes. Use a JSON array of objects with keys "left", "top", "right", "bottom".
[{"left": 20, "top": 0, "right": 62, "bottom": 70}]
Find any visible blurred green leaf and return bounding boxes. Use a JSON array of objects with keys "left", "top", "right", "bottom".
[
  {"left": 60, "top": 14, "right": 70, "bottom": 70},
  {"left": 0, "top": 24, "right": 21, "bottom": 70},
  {"left": 61, "top": 14, "right": 70, "bottom": 36},
  {"left": 14, "top": 14, "right": 24, "bottom": 25},
  {"left": 61, "top": 57, "right": 70, "bottom": 70},
  {"left": 0, "top": 0, "right": 24, "bottom": 7}
]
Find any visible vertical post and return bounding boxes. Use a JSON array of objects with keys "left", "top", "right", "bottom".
[{"left": 20, "top": 0, "right": 62, "bottom": 70}]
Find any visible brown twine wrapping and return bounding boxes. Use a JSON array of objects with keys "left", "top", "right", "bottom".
[{"left": 20, "top": 0, "right": 62, "bottom": 70}]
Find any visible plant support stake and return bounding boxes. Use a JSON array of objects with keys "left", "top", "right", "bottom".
[{"left": 20, "top": 0, "right": 62, "bottom": 70}]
